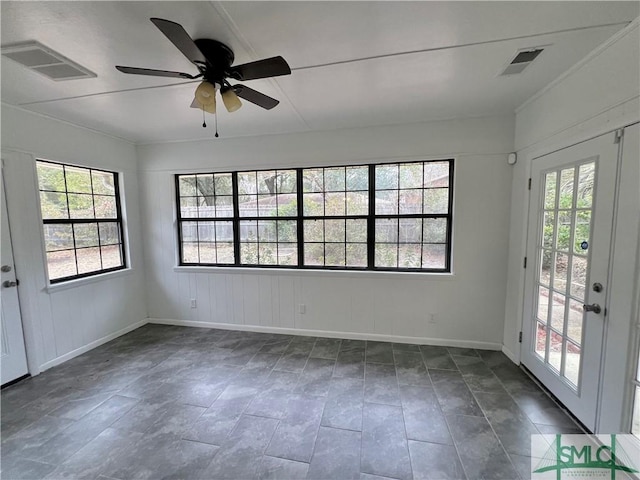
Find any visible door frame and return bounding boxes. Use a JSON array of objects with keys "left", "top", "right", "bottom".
[{"left": 516, "top": 120, "right": 640, "bottom": 432}]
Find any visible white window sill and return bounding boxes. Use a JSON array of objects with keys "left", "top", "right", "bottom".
[
  {"left": 45, "top": 268, "right": 134, "bottom": 293},
  {"left": 173, "top": 265, "right": 455, "bottom": 280}
]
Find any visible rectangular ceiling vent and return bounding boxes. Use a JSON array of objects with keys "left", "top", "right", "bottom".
[
  {"left": 499, "top": 47, "right": 544, "bottom": 76},
  {"left": 1, "top": 41, "right": 96, "bottom": 81}
]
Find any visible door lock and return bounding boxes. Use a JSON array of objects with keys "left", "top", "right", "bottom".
[
  {"left": 592, "top": 282, "right": 603, "bottom": 293},
  {"left": 583, "top": 303, "right": 602, "bottom": 314},
  {"left": 2, "top": 280, "right": 18, "bottom": 288}
]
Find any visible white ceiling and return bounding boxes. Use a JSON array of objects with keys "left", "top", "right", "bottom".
[{"left": 2, "top": 1, "right": 638, "bottom": 144}]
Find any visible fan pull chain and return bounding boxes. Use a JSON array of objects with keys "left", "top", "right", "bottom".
[
  {"left": 202, "top": 107, "right": 206, "bottom": 128},
  {"left": 214, "top": 113, "right": 219, "bottom": 138}
]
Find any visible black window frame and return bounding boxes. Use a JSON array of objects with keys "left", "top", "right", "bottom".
[
  {"left": 176, "top": 159, "right": 454, "bottom": 273},
  {"left": 36, "top": 159, "right": 127, "bottom": 283}
]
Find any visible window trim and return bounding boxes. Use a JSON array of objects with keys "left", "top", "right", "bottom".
[
  {"left": 36, "top": 159, "right": 127, "bottom": 284},
  {"left": 176, "top": 159, "right": 454, "bottom": 273}
]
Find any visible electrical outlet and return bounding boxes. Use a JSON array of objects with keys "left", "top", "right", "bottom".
[
  {"left": 190, "top": 299, "right": 197, "bottom": 309},
  {"left": 299, "top": 304, "right": 306, "bottom": 314},
  {"left": 428, "top": 313, "right": 437, "bottom": 324}
]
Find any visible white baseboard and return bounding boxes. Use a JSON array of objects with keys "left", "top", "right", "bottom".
[
  {"left": 501, "top": 344, "right": 520, "bottom": 364},
  {"left": 148, "top": 318, "right": 503, "bottom": 351},
  {"left": 39, "top": 319, "right": 148, "bottom": 372}
]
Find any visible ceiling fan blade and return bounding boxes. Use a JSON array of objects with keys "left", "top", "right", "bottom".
[
  {"left": 229, "top": 56, "right": 291, "bottom": 81},
  {"left": 116, "top": 66, "right": 199, "bottom": 79},
  {"left": 150, "top": 18, "right": 207, "bottom": 65},
  {"left": 233, "top": 85, "right": 279, "bottom": 110}
]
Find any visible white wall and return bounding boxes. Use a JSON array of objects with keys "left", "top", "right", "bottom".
[
  {"left": 505, "top": 20, "right": 640, "bottom": 432},
  {"left": 1, "top": 105, "right": 147, "bottom": 373},
  {"left": 137, "top": 115, "right": 514, "bottom": 349}
]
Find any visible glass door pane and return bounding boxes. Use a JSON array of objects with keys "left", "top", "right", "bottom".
[{"left": 534, "top": 161, "right": 595, "bottom": 389}]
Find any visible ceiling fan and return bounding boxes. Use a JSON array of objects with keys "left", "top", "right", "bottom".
[{"left": 115, "top": 18, "right": 291, "bottom": 117}]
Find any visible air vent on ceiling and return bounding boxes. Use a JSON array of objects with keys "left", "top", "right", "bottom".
[
  {"left": 1, "top": 41, "right": 96, "bottom": 81},
  {"left": 499, "top": 47, "right": 544, "bottom": 76}
]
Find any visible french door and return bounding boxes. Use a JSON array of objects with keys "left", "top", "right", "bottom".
[
  {"left": 1, "top": 159, "right": 29, "bottom": 385},
  {"left": 522, "top": 131, "right": 619, "bottom": 431}
]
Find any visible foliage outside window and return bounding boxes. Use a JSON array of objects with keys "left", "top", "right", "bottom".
[
  {"left": 176, "top": 160, "right": 453, "bottom": 272},
  {"left": 36, "top": 160, "right": 126, "bottom": 283}
]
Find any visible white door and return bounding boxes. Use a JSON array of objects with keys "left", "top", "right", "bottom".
[
  {"left": 522, "top": 131, "right": 619, "bottom": 431},
  {"left": 1, "top": 162, "right": 29, "bottom": 385}
]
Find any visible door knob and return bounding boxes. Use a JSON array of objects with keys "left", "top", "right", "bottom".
[
  {"left": 1, "top": 265, "right": 11, "bottom": 272},
  {"left": 583, "top": 303, "right": 602, "bottom": 314}
]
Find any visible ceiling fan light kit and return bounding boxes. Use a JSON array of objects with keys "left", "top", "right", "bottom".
[
  {"left": 221, "top": 87, "right": 242, "bottom": 113},
  {"left": 115, "top": 17, "right": 291, "bottom": 134}
]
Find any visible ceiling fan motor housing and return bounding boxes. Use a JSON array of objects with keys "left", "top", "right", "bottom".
[{"left": 194, "top": 39, "right": 234, "bottom": 81}]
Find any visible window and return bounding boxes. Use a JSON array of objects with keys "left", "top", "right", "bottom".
[
  {"left": 36, "top": 160, "right": 126, "bottom": 282},
  {"left": 176, "top": 159, "right": 453, "bottom": 272}
]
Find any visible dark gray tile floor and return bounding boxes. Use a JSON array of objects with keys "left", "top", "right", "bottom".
[{"left": 1, "top": 325, "right": 584, "bottom": 480}]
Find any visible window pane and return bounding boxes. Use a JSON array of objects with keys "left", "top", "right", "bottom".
[
  {"left": 375, "top": 165, "right": 398, "bottom": 190},
  {"left": 196, "top": 174, "right": 214, "bottom": 196},
  {"left": 346, "top": 191, "right": 368, "bottom": 215},
  {"left": 238, "top": 172, "right": 257, "bottom": 195},
  {"left": 422, "top": 244, "right": 446, "bottom": 269},
  {"left": 577, "top": 163, "right": 594, "bottom": 208},
  {"left": 65, "top": 166, "right": 92, "bottom": 194},
  {"left": 632, "top": 387, "right": 640, "bottom": 437},
  {"left": 325, "top": 219, "right": 345, "bottom": 243},
  {"left": 101, "top": 245, "right": 123, "bottom": 269},
  {"left": 92, "top": 170, "right": 115, "bottom": 195},
  {"left": 346, "top": 219, "right": 367, "bottom": 243},
  {"left": 375, "top": 243, "right": 397, "bottom": 268},
  {"left": 238, "top": 195, "right": 258, "bottom": 217},
  {"left": 99, "top": 223, "right": 121, "bottom": 245},
  {"left": 544, "top": 172, "right": 557, "bottom": 209},
  {"left": 325, "top": 192, "right": 346, "bottom": 216},
  {"left": 94, "top": 195, "right": 117, "bottom": 219},
  {"left": 47, "top": 250, "right": 77, "bottom": 280},
  {"left": 535, "top": 322, "right": 547, "bottom": 359},
  {"left": 346, "top": 166, "right": 368, "bottom": 191},
  {"left": 68, "top": 193, "right": 94, "bottom": 219},
  {"left": 305, "top": 243, "right": 324, "bottom": 266},
  {"left": 304, "top": 220, "right": 323, "bottom": 242},
  {"left": 399, "top": 244, "right": 421, "bottom": 268},
  {"left": 180, "top": 196, "right": 198, "bottom": 218},
  {"left": 399, "top": 218, "right": 422, "bottom": 243},
  {"left": 76, "top": 247, "right": 102, "bottom": 274},
  {"left": 303, "top": 193, "right": 324, "bottom": 216},
  {"left": 574, "top": 211, "right": 591, "bottom": 254},
  {"left": 259, "top": 243, "right": 277, "bottom": 264},
  {"left": 240, "top": 242, "right": 258, "bottom": 264},
  {"left": 182, "top": 242, "right": 199, "bottom": 263},
  {"left": 424, "top": 162, "right": 450, "bottom": 187},
  {"left": 399, "top": 189, "right": 423, "bottom": 214},
  {"left": 215, "top": 196, "right": 234, "bottom": 218},
  {"left": 346, "top": 243, "right": 367, "bottom": 267},
  {"left": 214, "top": 173, "right": 233, "bottom": 196},
  {"left": 423, "top": 188, "right": 449, "bottom": 214},
  {"left": 375, "top": 190, "right": 398, "bottom": 215},
  {"left": 240, "top": 220, "right": 258, "bottom": 242},
  {"left": 40, "top": 192, "right": 69, "bottom": 219},
  {"left": 423, "top": 218, "right": 447, "bottom": 243},
  {"left": 257, "top": 171, "right": 276, "bottom": 194},
  {"left": 399, "top": 163, "right": 423, "bottom": 189},
  {"left": 74, "top": 223, "right": 99, "bottom": 248},
  {"left": 325, "top": 168, "right": 346, "bottom": 191},
  {"left": 44, "top": 224, "right": 74, "bottom": 251},
  {"left": 564, "top": 341, "right": 581, "bottom": 387},
  {"left": 277, "top": 193, "right": 297, "bottom": 217},
  {"left": 559, "top": 168, "right": 575, "bottom": 209},
  {"left": 375, "top": 218, "right": 398, "bottom": 243},
  {"left": 37, "top": 162, "right": 66, "bottom": 192},
  {"left": 303, "top": 169, "right": 324, "bottom": 192},
  {"left": 325, "top": 243, "right": 346, "bottom": 266},
  {"left": 199, "top": 243, "right": 216, "bottom": 264},
  {"left": 179, "top": 175, "right": 197, "bottom": 197},
  {"left": 277, "top": 220, "right": 297, "bottom": 243}
]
